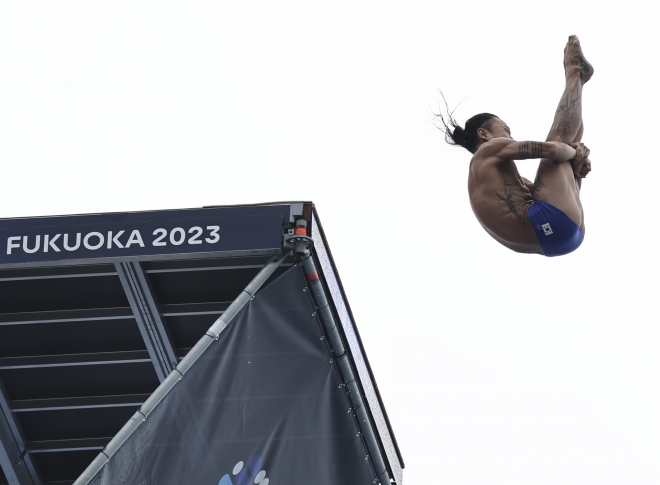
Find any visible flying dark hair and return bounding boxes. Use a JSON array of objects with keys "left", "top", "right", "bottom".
[{"left": 434, "top": 94, "right": 498, "bottom": 154}]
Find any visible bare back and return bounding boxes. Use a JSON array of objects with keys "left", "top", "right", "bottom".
[{"left": 468, "top": 142, "right": 543, "bottom": 254}]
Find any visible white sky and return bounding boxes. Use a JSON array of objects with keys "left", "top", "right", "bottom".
[{"left": 1, "top": 2, "right": 659, "bottom": 484}]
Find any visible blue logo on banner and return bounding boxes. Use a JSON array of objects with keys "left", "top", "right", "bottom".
[{"left": 219, "top": 455, "right": 269, "bottom": 485}]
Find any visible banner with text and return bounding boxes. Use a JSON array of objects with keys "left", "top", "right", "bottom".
[{"left": 0, "top": 207, "right": 287, "bottom": 265}]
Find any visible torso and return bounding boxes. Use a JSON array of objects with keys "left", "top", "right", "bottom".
[{"left": 468, "top": 150, "right": 543, "bottom": 254}]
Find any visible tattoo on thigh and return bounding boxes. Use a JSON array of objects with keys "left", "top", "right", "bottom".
[{"left": 519, "top": 141, "right": 543, "bottom": 159}]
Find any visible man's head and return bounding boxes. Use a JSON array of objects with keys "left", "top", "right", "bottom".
[{"left": 440, "top": 112, "right": 512, "bottom": 153}]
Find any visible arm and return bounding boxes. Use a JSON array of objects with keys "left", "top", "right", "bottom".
[
  {"left": 521, "top": 177, "right": 535, "bottom": 193},
  {"left": 482, "top": 137, "right": 577, "bottom": 162}
]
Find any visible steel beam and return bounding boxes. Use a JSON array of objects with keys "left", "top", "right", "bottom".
[
  {"left": 115, "top": 262, "right": 177, "bottom": 382},
  {"left": 0, "top": 308, "right": 133, "bottom": 327},
  {"left": 12, "top": 394, "right": 151, "bottom": 413},
  {"left": 159, "top": 302, "right": 229, "bottom": 317},
  {"left": 311, "top": 212, "right": 404, "bottom": 483},
  {"left": 28, "top": 438, "right": 110, "bottom": 454},
  {"left": 0, "top": 379, "right": 41, "bottom": 485},
  {"left": 24, "top": 263, "right": 296, "bottom": 278},
  {"left": 0, "top": 302, "right": 235, "bottom": 327},
  {"left": 0, "top": 266, "right": 116, "bottom": 283},
  {"left": 299, "top": 244, "right": 390, "bottom": 485},
  {"left": 143, "top": 257, "right": 293, "bottom": 275},
  {"left": 0, "top": 351, "right": 152, "bottom": 370},
  {"left": 145, "top": 264, "right": 265, "bottom": 274}
]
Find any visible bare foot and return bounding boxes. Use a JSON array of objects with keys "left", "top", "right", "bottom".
[{"left": 564, "top": 35, "right": 594, "bottom": 84}]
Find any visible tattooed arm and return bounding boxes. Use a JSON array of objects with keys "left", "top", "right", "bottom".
[{"left": 480, "top": 137, "right": 577, "bottom": 162}]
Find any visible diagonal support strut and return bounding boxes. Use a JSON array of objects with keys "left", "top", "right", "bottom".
[
  {"left": 115, "top": 261, "right": 177, "bottom": 383},
  {"left": 0, "top": 379, "right": 41, "bottom": 485}
]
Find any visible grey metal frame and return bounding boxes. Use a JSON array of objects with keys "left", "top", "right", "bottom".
[
  {"left": 311, "top": 212, "right": 404, "bottom": 485},
  {"left": 0, "top": 302, "right": 239, "bottom": 328},
  {"left": 72, "top": 252, "right": 289, "bottom": 485},
  {"left": 0, "top": 308, "right": 133, "bottom": 327},
  {"left": 0, "top": 248, "right": 283, "bottom": 271},
  {"left": 12, "top": 394, "right": 150, "bottom": 413},
  {"left": 0, "top": 201, "right": 403, "bottom": 485},
  {"left": 0, "top": 261, "right": 291, "bottom": 282},
  {"left": 300, "top": 251, "right": 390, "bottom": 485},
  {"left": 0, "top": 351, "right": 153, "bottom": 370},
  {"left": 0, "top": 203, "right": 311, "bottom": 483},
  {"left": 28, "top": 438, "right": 108, "bottom": 454},
  {"left": 115, "top": 261, "right": 177, "bottom": 382}
]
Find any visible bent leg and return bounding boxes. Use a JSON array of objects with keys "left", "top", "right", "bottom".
[
  {"left": 571, "top": 123, "right": 588, "bottom": 233},
  {"left": 570, "top": 122, "right": 586, "bottom": 181},
  {"left": 533, "top": 36, "right": 593, "bottom": 228},
  {"left": 572, "top": 121, "right": 584, "bottom": 143}
]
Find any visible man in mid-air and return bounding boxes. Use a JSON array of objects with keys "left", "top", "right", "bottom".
[{"left": 439, "top": 35, "right": 593, "bottom": 256}]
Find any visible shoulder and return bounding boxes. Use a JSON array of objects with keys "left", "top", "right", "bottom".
[
  {"left": 476, "top": 137, "right": 514, "bottom": 156},
  {"left": 473, "top": 137, "right": 515, "bottom": 164}
]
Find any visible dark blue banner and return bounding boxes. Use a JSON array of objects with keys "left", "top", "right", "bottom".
[
  {"left": 85, "top": 266, "right": 376, "bottom": 485},
  {"left": 0, "top": 206, "right": 288, "bottom": 265}
]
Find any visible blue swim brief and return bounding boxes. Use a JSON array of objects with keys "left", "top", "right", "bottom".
[{"left": 528, "top": 200, "right": 584, "bottom": 257}]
